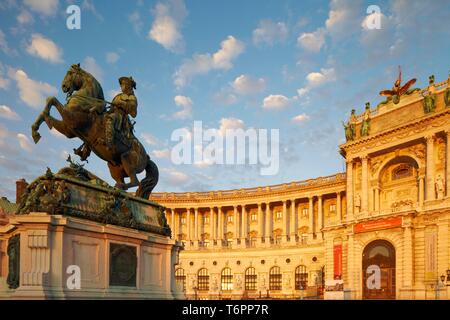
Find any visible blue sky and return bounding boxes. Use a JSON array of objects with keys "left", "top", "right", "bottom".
[{"left": 0, "top": 0, "right": 450, "bottom": 200}]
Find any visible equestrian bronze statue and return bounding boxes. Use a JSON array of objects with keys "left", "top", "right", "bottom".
[{"left": 31, "top": 63, "right": 159, "bottom": 199}]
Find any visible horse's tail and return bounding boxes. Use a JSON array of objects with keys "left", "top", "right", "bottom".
[{"left": 136, "top": 155, "right": 159, "bottom": 199}]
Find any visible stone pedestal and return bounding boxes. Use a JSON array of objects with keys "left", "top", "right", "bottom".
[
  {"left": 0, "top": 166, "right": 184, "bottom": 299},
  {"left": 0, "top": 213, "right": 184, "bottom": 299}
]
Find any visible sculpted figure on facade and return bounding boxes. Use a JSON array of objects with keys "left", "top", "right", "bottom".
[
  {"left": 360, "top": 102, "right": 371, "bottom": 137},
  {"left": 354, "top": 193, "right": 361, "bottom": 213},
  {"left": 435, "top": 175, "right": 445, "bottom": 199},
  {"left": 343, "top": 109, "right": 357, "bottom": 141},
  {"left": 423, "top": 75, "right": 437, "bottom": 113},
  {"left": 445, "top": 70, "right": 450, "bottom": 107}
]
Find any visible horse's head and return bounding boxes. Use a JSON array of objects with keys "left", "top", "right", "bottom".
[{"left": 62, "top": 63, "right": 83, "bottom": 96}]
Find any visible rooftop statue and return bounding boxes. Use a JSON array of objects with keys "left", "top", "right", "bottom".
[
  {"left": 379, "top": 66, "right": 417, "bottom": 104},
  {"left": 31, "top": 63, "right": 159, "bottom": 199},
  {"left": 342, "top": 109, "right": 357, "bottom": 141},
  {"left": 360, "top": 102, "right": 371, "bottom": 137},
  {"left": 445, "top": 70, "right": 450, "bottom": 107}
]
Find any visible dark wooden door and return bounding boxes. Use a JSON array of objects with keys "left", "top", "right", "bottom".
[{"left": 362, "top": 240, "right": 396, "bottom": 300}]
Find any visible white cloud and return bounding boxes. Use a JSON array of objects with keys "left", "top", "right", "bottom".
[
  {"left": 148, "top": 0, "right": 187, "bottom": 53},
  {"left": 325, "top": 0, "right": 361, "bottom": 39},
  {"left": 292, "top": 113, "right": 310, "bottom": 123},
  {"left": 60, "top": 150, "right": 70, "bottom": 160},
  {"left": 262, "top": 94, "right": 291, "bottom": 110},
  {"left": 0, "top": 105, "right": 20, "bottom": 121},
  {"left": 141, "top": 132, "right": 160, "bottom": 146},
  {"left": 161, "top": 167, "right": 189, "bottom": 185},
  {"left": 24, "top": 0, "right": 58, "bottom": 16},
  {"left": 83, "top": 56, "right": 103, "bottom": 83},
  {"left": 297, "top": 28, "right": 326, "bottom": 52},
  {"left": 214, "top": 91, "right": 238, "bottom": 106},
  {"left": 26, "top": 33, "right": 63, "bottom": 63},
  {"left": 231, "top": 74, "right": 266, "bottom": 95},
  {"left": 253, "top": 19, "right": 288, "bottom": 46},
  {"left": 129, "top": 11, "right": 143, "bottom": 33},
  {"left": 151, "top": 148, "right": 170, "bottom": 158},
  {"left": 305, "top": 67, "right": 336, "bottom": 86},
  {"left": 219, "top": 117, "right": 245, "bottom": 136},
  {"left": 296, "top": 67, "right": 336, "bottom": 99},
  {"left": 174, "top": 35, "right": 245, "bottom": 89},
  {"left": 17, "top": 10, "right": 34, "bottom": 25},
  {"left": 9, "top": 68, "right": 57, "bottom": 109},
  {"left": 106, "top": 52, "right": 120, "bottom": 64},
  {"left": 173, "top": 95, "right": 193, "bottom": 119},
  {"left": 17, "top": 133, "right": 33, "bottom": 152}
]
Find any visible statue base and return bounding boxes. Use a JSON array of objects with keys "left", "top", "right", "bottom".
[
  {"left": 0, "top": 212, "right": 184, "bottom": 299},
  {"left": 0, "top": 165, "right": 184, "bottom": 299}
]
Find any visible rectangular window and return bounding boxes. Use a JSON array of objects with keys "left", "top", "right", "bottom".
[
  {"left": 302, "top": 208, "right": 308, "bottom": 217},
  {"left": 227, "top": 239, "right": 233, "bottom": 248},
  {"left": 181, "top": 217, "right": 186, "bottom": 225},
  {"left": 329, "top": 204, "right": 336, "bottom": 212},
  {"left": 276, "top": 211, "right": 282, "bottom": 220},
  {"left": 204, "top": 216, "right": 209, "bottom": 224},
  {"left": 250, "top": 237, "right": 257, "bottom": 247},
  {"left": 227, "top": 215, "right": 233, "bottom": 223},
  {"left": 251, "top": 213, "right": 258, "bottom": 221}
]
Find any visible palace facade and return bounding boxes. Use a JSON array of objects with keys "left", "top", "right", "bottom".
[{"left": 150, "top": 73, "right": 450, "bottom": 300}]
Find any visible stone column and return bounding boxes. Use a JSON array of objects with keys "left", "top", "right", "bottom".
[
  {"left": 258, "top": 203, "right": 264, "bottom": 244},
  {"left": 218, "top": 207, "right": 223, "bottom": 246},
  {"left": 186, "top": 209, "right": 191, "bottom": 247},
  {"left": 346, "top": 159, "right": 354, "bottom": 222},
  {"left": 210, "top": 207, "right": 214, "bottom": 245},
  {"left": 317, "top": 195, "right": 323, "bottom": 239},
  {"left": 290, "top": 199, "right": 296, "bottom": 243},
  {"left": 282, "top": 201, "right": 288, "bottom": 243},
  {"left": 374, "top": 186, "right": 380, "bottom": 212},
  {"left": 265, "top": 203, "right": 271, "bottom": 247},
  {"left": 361, "top": 155, "right": 369, "bottom": 213},
  {"left": 241, "top": 205, "right": 247, "bottom": 248},
  {"left": 419, "top": 175, "right": 425, "bottom": 206},
  {"left": 403, "top": 222, "right": 414, "bottom": 290},
  {"left": 308, "top": 197, "right": 314, "bottom": 241},
  {"left": 234, "top": 205, "right": 239, "bottom": 246},
  {"left": 446, "top": 130, "right": 450, "bottom": 197},
  {"left": 194, "top": 207, "right": 199, "bottom": 247},
  {"left": 170, "top": 208, "right": 175, "bottom": 239},
  {"left": 426, "top": 134, "right": 435, "bottom": 201},
  {"left": 337, "top": 192, "right": 342, "bottom": 224}
]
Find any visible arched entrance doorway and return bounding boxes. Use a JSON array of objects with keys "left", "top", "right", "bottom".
[{"left": 362, "top": 240, "right": 396, "bottom": 299}]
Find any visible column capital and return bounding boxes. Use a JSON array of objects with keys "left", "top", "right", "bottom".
[
  {"left": 346, "top": 158, "right": 354, "bottom": 165},
  {"left": 317, "top": 194, "right": 323, "bottom": 200},
  {"left": 425, "top": 133, "right": 435, "bottom": 142},
  {"left": 361, "top": 154, "right": 369, "bottom": 161}
]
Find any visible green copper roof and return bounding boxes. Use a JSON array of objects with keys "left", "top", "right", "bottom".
[{"left": 0, "top": 197, "right": 17, "bottom": 214}]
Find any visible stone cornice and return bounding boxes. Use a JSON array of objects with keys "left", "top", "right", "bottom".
[
  {"left": 151, "top": 173, "right": 346, "bottom": 206},
  {"left": 340, "top": 108, "right": 450, "bottom": 157}
]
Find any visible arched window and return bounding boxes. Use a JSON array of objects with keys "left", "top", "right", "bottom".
[
  {"left": 197, "top": 268, "right": 209, "bottom": 291},
  {"left": 392, "top": 164, "right": 413, "bottom": 180},
  {"left": 175, "top": 268, "right": 186, "bottom": 292},
  {"left": 245, "top": 267, "right": 257, "bottom": 291},
  {"left": 295, "top": 265, "right": 308, "bottom": 290},
  {"left": 221, "top": 267, "right": 233, "bottom": 291},
  {"left": 269, "top": 266, "right": 282, "bottom": 290}
]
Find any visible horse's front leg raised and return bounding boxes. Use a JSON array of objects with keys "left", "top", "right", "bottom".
[{"left": 31, "top": 96, "right": 57, "bottom": 143}]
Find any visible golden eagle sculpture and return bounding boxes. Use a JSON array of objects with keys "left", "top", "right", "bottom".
[{"left": 379, "top": 66, "right": 417, "bottom": 104}]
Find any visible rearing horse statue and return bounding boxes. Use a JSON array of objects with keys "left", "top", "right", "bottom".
[{"left": 31, "top": 63, "right": 159, "bottom": 199}]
